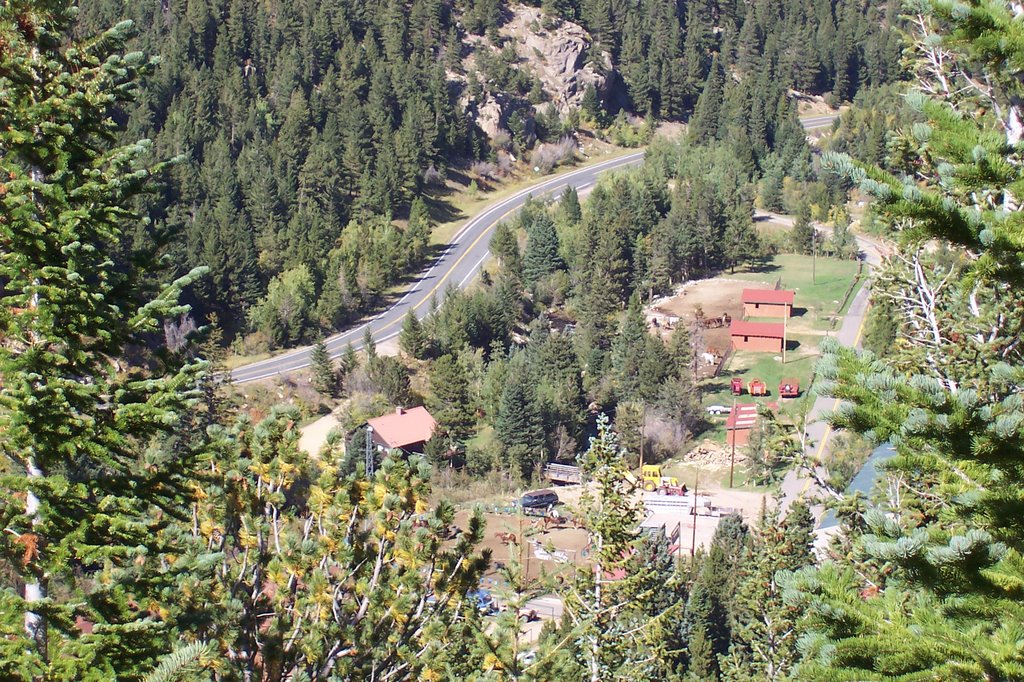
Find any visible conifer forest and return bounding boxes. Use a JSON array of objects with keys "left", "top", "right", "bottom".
[{"left": 3, "top": 0, "right": 1024, "bottom": 680}]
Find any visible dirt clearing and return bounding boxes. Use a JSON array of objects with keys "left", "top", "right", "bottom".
[{"left": 648, "top": 276, "right": 773, "bottom": 355}]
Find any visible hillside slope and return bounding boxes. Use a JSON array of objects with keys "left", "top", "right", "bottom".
[{"left": 74, "top": 0, "right": 901, "bottom": 347}]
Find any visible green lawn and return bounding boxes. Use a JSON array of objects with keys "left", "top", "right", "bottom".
[
  {"left": 702, "top": 347, "right": 818, "bottom": 409},
  {"left": 733, "top": 255, "right": 861, "bottom": 331},
  {"left": 694, "top": 254, "right": 861, "bottom": 445}
]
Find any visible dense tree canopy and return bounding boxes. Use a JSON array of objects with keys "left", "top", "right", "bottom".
[{"left": 70, "top": 0, "right": 899, "bottom": 349}]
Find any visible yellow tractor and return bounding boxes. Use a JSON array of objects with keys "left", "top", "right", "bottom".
[{"left": 640, "top": 464, "right": 680, "bottom": 492}]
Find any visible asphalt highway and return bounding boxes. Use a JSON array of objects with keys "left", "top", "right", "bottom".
[
  {"left": 800, "top": 114, "right": 840, "bottom": 130},
  {"left": 759, "top": 210, "right": 891, "bottom": 515},
  {"left": 229, "top": 151, "right": 646, "bottom": 383},
  {"left": 230, "top": 114, "right": 841, "bottom": 384}
]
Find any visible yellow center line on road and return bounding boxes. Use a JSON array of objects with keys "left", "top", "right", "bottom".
[
  {"left": 365, "top": 201, "right": 528, "bottom": 340},
  {"left": 366, "top": 153, "right": 645, "bottom": 341},
  {"left": 800, "top": 298, "right": 873, "bottom": 498},
  {"left": 232, "top": 153, "right": 644, "bottom": 381}
]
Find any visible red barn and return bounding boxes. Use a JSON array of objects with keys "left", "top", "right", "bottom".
[
  {"left": 742, "top": 288, "right": 795, "bottom": 318},
  {"left": 730, "top": 320, "right": 785, "bottom": 352}
]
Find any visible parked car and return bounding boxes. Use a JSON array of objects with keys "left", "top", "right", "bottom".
[
  {"left": 706, "top": 404, "right": 731, "bottom": 415},
  {"left": 519, "top": 489, "right": 559, "bottom": 510}
]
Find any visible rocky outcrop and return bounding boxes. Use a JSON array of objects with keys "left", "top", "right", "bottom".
[
  {"left": 474, "top": 92, "right": 507, "bottom": 139},
  {"left": 500, "top": 5, "right": 610, "bottom": 115},
  {"left": 456, "top": 5, "right": 611, "bottom": 141}
]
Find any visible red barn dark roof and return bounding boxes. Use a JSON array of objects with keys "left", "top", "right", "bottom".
[
  {"left": 741, "top": 288, "right": 795, "bottom": 305},
  {"left": 729, "top": 320, "right": 785, "bottom": 339}
]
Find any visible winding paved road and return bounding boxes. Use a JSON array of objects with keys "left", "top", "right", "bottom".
[
  {"left": 230, "top": 114, "right": 841, "bottom": 385},
  {"left": 757, "top": 211, "right": 891, "bottom": 513},
  {"left": 230, "top": 152, "right": 645, "bottom": 383},
  {"left": 799, "top": 114, "right": 841, "bottom": 130}
]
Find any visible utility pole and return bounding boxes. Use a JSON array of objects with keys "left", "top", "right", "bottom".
[
  {"left": 690, "top": 468, "right": 699, "bottom": 559},
  {"left": 639, "top": 403, "right": 646, "bottom": 471},
  {"left": 729, "top": 398, "right": 737, "bottom": 488},
  {"left": 812, "top": 226, "right": 817, "bottom": 285},
  {"left": 782, "top": 304, "right": 788, "bottom": 365}
]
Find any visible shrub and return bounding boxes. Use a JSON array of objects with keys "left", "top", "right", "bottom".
[
  {"left": 422, "top": 164, "right": 445, "bottom": 186},
  {"left": 470, "top": 160, "right": 499, "bottom": 179},
  {"left": 529, "top": 136, "right": 577, "bottom": 174}
]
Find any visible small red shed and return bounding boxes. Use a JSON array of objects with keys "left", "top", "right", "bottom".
[
  {"left": 730, "top": 320, "right": 785, "bottom": 352},
  {"left": 725, "top": 403, "right": 760, "bottom": 446},
  {"left": 742, "top": 289, "right": 795, "bottom": 318}
]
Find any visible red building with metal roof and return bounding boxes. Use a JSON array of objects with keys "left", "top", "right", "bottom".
[
  {"left": 742, "top": 288, "right": 795, "bottom": 318},
  {"left": 730, "top": 320, "right": 785, "bottom": 352}
]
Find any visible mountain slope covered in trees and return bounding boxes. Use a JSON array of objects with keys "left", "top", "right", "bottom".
[
  {"left": 75, "top": 0, "right": 901, "bottom": 346},
  {"left": 8, "top": 0, "right": 1024, "bottom": 680}
]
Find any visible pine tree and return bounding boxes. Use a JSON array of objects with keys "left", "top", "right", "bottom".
[
  {"left": 723, "top": 503, "right": 813, "bottom": 681},
  {"left": 759, "top": 158, "right": 785, "bottom": 212},
  {"left": 310, "top": 337, "right": 338, "bottom": 397},
  {"left": 494, "top": 355, "right": 544, "bottom": 478},
  {"left": 723, "top": 208, "right": 761, "bottom": 273},
  {"left": 560, "top": 186, "right": 582, "bottom": 225},
  {"left": 182, "top": 409, "right": 491, "bottom": 680},
  {"left": 406, "top": 197, "right": 432, "bottom": 267},
  {"left": 399, "top": 309, "right": 428, "bottom": 359},
  {"left": 340, "top": 341, "right": 359, "bottom": 377},
  {"left": 786, "top": 5, "right": 1024, "bottom": 679},
  {"left": 611, "top": 294, "right": 650, "bottom": 401},
  {"left": 689, "top": 54, "right": 725, "bottom": 142},
  {"left": 683, "top": 515, "right": 749, "bottom": 679},
  {"left": 581, "top": 83, "right": 604, "bottom": 125},
  {"left": 522, "top": 212, "right": 564, "bottom": 287},
  {"left": 428, "top": 354, "right": 476, "bottom": 445},
  {"left": 490, "top": 219, "right": 523, "bottom": 276},
  {"left": 668, "top": 323, "right": 695, "bottom": 380},
  {"left": 362, "top": 325, "right": 377, "bottom": 360},
  {"left": 0, "top": 7, "right": 208, "bottom": 677},
  {"left": 562, "top": 414, "right": 684, "bottom": 680},
  {"left": 368, "top": 355, "right": 411, "bottom": 405},
  {"left": 788, "top": 202, "right": 815, "bottom": 255}
]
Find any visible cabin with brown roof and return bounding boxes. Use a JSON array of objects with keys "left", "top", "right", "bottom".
[
  {"left": 742, "top": 288, "right": 794, "bottom": 318},
  {"left": 730, "top": 320, "right": 785, "bottom": 352},
  {"left": 366, "top": 406, "right": 437, "bottom": 454}
]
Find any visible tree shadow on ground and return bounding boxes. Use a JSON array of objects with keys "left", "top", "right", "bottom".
[
  {"left": 740, "top": 260, "right": 781, "bottom": 275},
  {"left": 422, "top": 195, "right": 465, "bottom": 225}
]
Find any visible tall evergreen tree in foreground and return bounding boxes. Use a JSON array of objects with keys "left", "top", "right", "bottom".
[
  {"left": 0, "top": 3, "right": 207, "bottom": 677},
  {"left": 786, "top": 2, "right": 1024, "bottom": 678},
  {"left": 552, "top": 415, "right": 685, "bottom": 681},
  {"left": 182, "top": 409, "right": 491, "bottom": 681}
]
